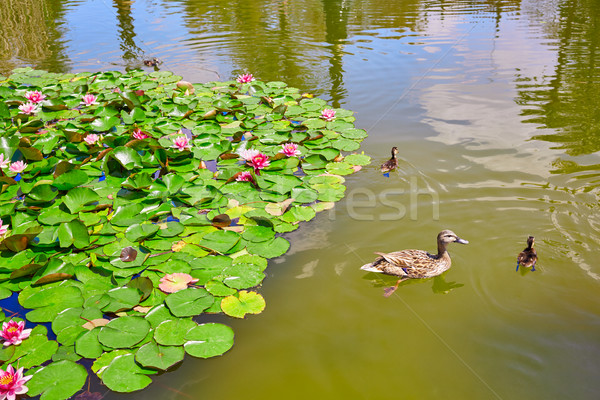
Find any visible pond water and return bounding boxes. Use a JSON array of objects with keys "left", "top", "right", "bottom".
[{"left": 2, "top": 0, "right": 600, "bottom": 399}]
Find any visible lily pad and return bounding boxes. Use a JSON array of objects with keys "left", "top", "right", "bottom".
[
  {"left": 221, "top": 290, "right": 266, "bottom": 318},
  {"left": 184, "top": 323, "right": 234, "bottom": 358},
  {"left": 27, "top": 360, "right": 87, "bottom": 400}
]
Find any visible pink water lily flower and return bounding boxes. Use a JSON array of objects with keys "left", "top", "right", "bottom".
[
  {"left": 0, "top": 364, "right": 32, "bottom": 400},
  {"left": 172, "top": 136, "right": 191, "bottom": 151},
  {"left": 320, "top": 108, "right": 336, "bottom": 121},
  {"left": 236, "top": 73, "right": 255, "bottom": 83},
  {"left": 132, "top": 128, "right": 149, "bottom": 140},
  {"left": 0, "top": 320, "right": 31, "bottom": 347},
  {"left": 8, "top": 161, "right": 27, "bottom": 174},
  {"left": 24, "top": 90, "right": 45, "bottom": 104},
  {"left": 250, "top": 153, "right": 270, "bottom": 174},
  {"left": 159, "top": 273, "right": 199, "bottom": 293},
  {"left": 81, "top": 93, "right": 99, "bottom": 106},
  {"left": 84, "top": 134, "right": 101, "bottom": 145},
  {"left": 0, "top": 154, "right": 9, "bottom": 169},
  {"left": 280, "top": 143, "right": 301, "bottom": 157},
  {"left": 0, "top": 218, "right": 8, "bottom": 236},
  {"left": 237, "top": 148, "right": 260, "bottom": 161},
  {"left": 17, "top": 102, "right": 39, "bottom": 115},
  {"left": 236, "top": 171, "right": 254, "bottom": 183}
]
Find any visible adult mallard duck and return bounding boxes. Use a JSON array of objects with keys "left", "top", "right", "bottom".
[
  {"left": 380, "top": 146, "right": 399, "bottom": 173},
  {"left": 517, "top": 236, "right": 537, "bottom": 271},
  {"left": 360, "top": 230, "right": 468, "bottom": 297}
]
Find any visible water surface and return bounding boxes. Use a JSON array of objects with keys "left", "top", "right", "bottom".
[{"left": 1, "top": 0, "right": 599, "bottom": 399}]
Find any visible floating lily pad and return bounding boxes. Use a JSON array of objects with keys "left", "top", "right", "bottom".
[
  {"left": 221, "top": 290, "right": 266, "bottom": 318},
  {"left": 98, "top": 316, "right": 150, "bottom": 349},
  {"left": 184, "top": 323, "right": 234, "bottom": 358},
  {"left": 27, "top": 360, "right": 87, "bottom": 400}
]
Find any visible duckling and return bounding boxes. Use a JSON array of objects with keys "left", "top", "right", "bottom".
[
  {"left": 380, "top": 146, "right": 399, "bottom": 173},
  {"left": 517, "top": 236, "right": 537, "bottom": 272},
  {"left": 361, "top": 230, "right": 468, "bottom": 297},
  {"left": 143, "top": 58, "right": 162, "bottom": 67}
]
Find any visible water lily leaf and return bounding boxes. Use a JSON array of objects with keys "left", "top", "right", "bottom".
[
  {"left": 290, "top": 187, "right": 318, "bottom": 203},
  {"left": 344, "top": 153, "right": 371, "bottom": 165},
  {"left": 27, "top": 184, "right": 58, "bottom": 203},
  {"left": 63, "top": 187, "right": 100, "bottom": 213},
  {"left": 211, "top": 213, "right": 231, "bottom": 228},
  {"left": 205, "top": 280, "right": 237, "bottom": 296},
  {"left": 144, "top": 304, "right": 176, "bottom": 329},
  {"left": 198, "top": 230, "right": 241, "bottom": 253},
  {"left": 246, "top": 236, "right": 290, "bottom": 258},
  {"left": 241, "top": 226, "right": 275, "bottom": 243},
  {"left": 184, "top": 323, "right": 234, "bottom": 358},
  {"left": 135, "top": 341, "right": 185, "bottom": 370},
  {"left": 57, "top": 219, "right": 90, "bottom": 248},
  {"left": 6, "top": 334, "right": 58, "bottom": 368},
  {"left": 38, "top": 206, "right": 78, "bottom": 225},
  {"left": 165, "top": 288, "right": 214, "bottom": 317},
  {"left": 102, "top": 287, "right": 143, "bottom": 313},
  {"left": 19, "top": 283, "right": 84, "bottom": 323},
  {"left": 52, "top": 169, "right": 89, "bottom": 190},
  {"left": 125, "top": 223, "right": 159, "bottom": 242},
  {"left": 98, "top": 316, "right": 150, "bottom": 349},
  {"left": 28, "top": 360, "right": 87, "bottom": 400},
  {"left": 101, "top": 353, "right": 153, "bottom": 392},
  {"left": 157, "top": 221, "right": 184, "bottom": 237},
  {"left": 332, "top": 138, "right": 360, "bottom": 151},
  {"left": 75, "top": 328, "right": 103, "bottom": 358},
  {"left": 109, "top": 203, "right": 145, "bottom": 226},
  {"left": 221, "top": 263, "right": 265, "bottom": 289},
  {"left": 126, "top": 276, "right": 153, "bottom": 301},
  {"left": 154, "top": 318, "right": 197, "bottom": 346},
  {"left": 120, "top": 246, "right": 137, "bottom": 262},
  {"left": 221, "top": 290, "right": 265, "bottom": 318},
  {"left": 107, "top": 146, "right": 143, "bottom": 170},
  {"left": 90, "top": 115, "right": 120, "bottom": 132},
  {"left": 326, "top": 161, "right": 355, "bottom": 175}
]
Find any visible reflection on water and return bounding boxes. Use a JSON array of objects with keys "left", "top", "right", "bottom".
[{"left": 1, "top": 0, "right": 600, "bottom": 399}]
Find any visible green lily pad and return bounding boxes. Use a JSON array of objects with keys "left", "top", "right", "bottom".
[
  {"left": 154, "top": 318, "right": 197, "bottom": 345},
  {"left": 221, "top": 290, "right": 266, "bottom": 318},
  {"left": 136, "top": 341, "right": 185, "bottom": 370},
  {"left": 98, "top": 316, "right": 150, "bottom": 349},
  {"left": 184, "top": 323, "right": 234, "bottom": 358},
  {"left": 28, "top": 360, "right": 87, "bottom": 400},
  {"left": 164, "top": 288, "right": 214, "bottom": 317},
  {"left": 101, "top": 353, "right": 153, "bottom": 392}
]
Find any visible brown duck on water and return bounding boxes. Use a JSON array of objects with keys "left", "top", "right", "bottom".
[
  {"left": 360, "top": 230, "right": 469, "bottom": 297},
  {"left": 517, "top": 236, "right": 537, "bottom": 272},
  {"left": 380, "top": 146, "right": 399, "bottom": 173}
]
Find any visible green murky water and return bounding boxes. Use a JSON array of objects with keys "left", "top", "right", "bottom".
[{"left": 2, "top": 0, "right": 600, "bottom": 398}]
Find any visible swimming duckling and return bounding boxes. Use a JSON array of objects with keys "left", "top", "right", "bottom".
[
  {"left": 361, "top": 230, "right": 469, "bottom": 297},
  {"left": 143, "top": 58, "right": 162, "bottom": 67},
  {"left": 380, "top": 146, "right": 399, "bottom": 173},
  {"left": 517, "top": 236, "right": 537, "bottom": 272}
]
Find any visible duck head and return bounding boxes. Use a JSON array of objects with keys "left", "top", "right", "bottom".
[
  {"left": 526, "top": 235, "right": 535, "bottom": 248},
  {"left": 438, "top": 230, "right": 469, "bottom": 245},
  {"left": 391, "top": 146, "right": 399, "bottom": 157}
]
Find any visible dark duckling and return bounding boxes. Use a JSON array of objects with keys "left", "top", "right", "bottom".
[
  {"left": 143, "top": 58, "right": 162, "bottom": 67},
  {"left": 361, "top": 230, "right": 469, "bottom": 297},
  {"left": 380, "top": 146, "right": 399, "bottom": 173},
  {"left": 517, "top": 236, "right": 537, "bottom": 271}
]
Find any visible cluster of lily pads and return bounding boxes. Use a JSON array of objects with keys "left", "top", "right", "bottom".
[{"left": 0, "top": 67, "right": 369, "bottom": 399}]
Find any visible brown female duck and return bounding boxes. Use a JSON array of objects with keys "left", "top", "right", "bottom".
[
  {"left": 361, "top": 230, "right": 469, "bottom": 297},
  {"left": 380, "top": 146, "right": 399, "bottom": 173},
  {"left": 517, "top": 236, "right": 537, "bottom": 271}
]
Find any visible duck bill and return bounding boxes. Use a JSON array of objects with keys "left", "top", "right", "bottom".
[{"left": 455, "top": 237, "right": 469, "bottom": 244}]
